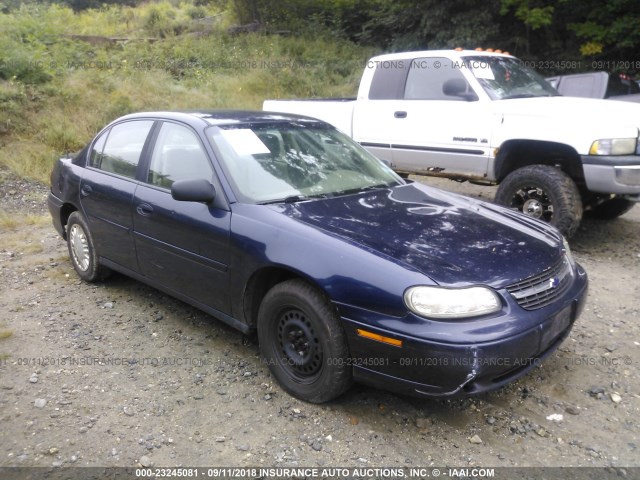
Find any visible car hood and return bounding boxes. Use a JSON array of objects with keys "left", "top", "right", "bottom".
[{"left": 274, "top": 183, "right": 562, "bottom": 288}]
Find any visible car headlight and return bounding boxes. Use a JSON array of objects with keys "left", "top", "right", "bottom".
[
  {"left": 589, "top": 138, "right": 637, "bottom": 156},
  {"left": 404, "top": 286, "right": 501, "bottom": 319}
]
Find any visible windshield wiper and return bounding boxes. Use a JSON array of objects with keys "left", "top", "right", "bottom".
[
  {"left": 259, "top": 183, "right": 394, "bottom": 205},
  {"left": 501, "top": 92, "right": 559, "bottom": 100},
  {"left": 259, "top": 193, "right": 329, "bottom": 205},
  {"left": 501, "top": 93, "right": 538, "bottom": 100},
  {"left": 332, "top": 183, "right": 393, "bottom": 197},
  {"left": 283, "top": 195, "right": 311, "bottom": 203}
]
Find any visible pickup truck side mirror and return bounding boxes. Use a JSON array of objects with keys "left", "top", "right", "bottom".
[
  {"left": 442, "top": 78, "right": 478, "bottom": 101},
  {"left": 171, "top": 178, "right": 216, "bottom": 203}
]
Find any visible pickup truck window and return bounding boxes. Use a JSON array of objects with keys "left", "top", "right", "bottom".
[
  {"left": 465, "top": 56, "right": 558, "bottom": 100},
  {"left": 90, "top": 120, "right": 154, "bottom": 178},
  {"left": 369, "top": 61, "right": 410, "bottom": 100},
  {"left": 404, "top": 57, "right": 470, "bottom": 101}
]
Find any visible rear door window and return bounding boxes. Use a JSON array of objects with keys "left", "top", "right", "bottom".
[{"left": 90, "top": 121, "right": 154, "bottom": 178}]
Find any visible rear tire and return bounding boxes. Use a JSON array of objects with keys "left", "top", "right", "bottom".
[
  {"left": 258, "top": 279, "right": 352, "bottom": 403},
  {"left": 585, "top": 196, "right": 635, "bottom": 220},
  {"left": 66, "top": 211, "right": 110, "bottom": 282},
  {"left": 495, "top": 165, "right": 583, "bottom": 237}
]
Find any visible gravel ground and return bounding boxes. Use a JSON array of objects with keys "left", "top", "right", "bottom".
[{"left": 0, "top": 169, "right": 638, "bottom": 471}]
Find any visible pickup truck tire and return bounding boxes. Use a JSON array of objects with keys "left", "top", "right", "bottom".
[
  {"left": 495, "top": 165, "right": 583, "bottom": 237},
  {"left": 66, "top": 211, "right": 110, "bottom": 282},
  {"left": 585, "top": 197, "right": 635, "bottom": 220},
  {"left": 258, "top": 279, "right": 352, "bottom": 403}
]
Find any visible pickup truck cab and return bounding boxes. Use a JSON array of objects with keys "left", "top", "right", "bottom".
[{"left": 264, "top": 50, "right": 640, "bottom": 236}]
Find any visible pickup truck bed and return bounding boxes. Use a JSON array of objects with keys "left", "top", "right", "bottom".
[
  {"left": 546, "top": 71, "right": 640, "bottom": 103},
  {"left": 263, "top": 98, "right": 356, "bottom": 136}
]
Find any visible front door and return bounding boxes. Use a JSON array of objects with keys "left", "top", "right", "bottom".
[
  {"left": 388, "top": 57, "right": 493, "bottom": 178},
  {"left": 132, "top": 121, "right": 232, "bottom": 314}
]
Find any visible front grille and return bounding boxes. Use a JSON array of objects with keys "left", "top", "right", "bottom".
[{"left": 506, "top": 257, "right": 573, "bottom": 310}]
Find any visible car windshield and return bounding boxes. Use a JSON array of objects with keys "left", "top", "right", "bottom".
[
  {"left": 208, "top": 122, "right": 404, "bottom": 204},
  {"left": 464, "top": 56, "right": 559, "bottom": 100}
]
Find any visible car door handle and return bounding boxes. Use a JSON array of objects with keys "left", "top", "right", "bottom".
[
  {"left": 80, "top": 185, "right": 93, "bottom": 197},
  {"left": 394, "top": 111, "right": 407, "bottom": 119},
  {"left": 136, "top": 203, "right": 153, "bottom": 216}
]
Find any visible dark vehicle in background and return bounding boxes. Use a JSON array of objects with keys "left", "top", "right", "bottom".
[
  {"left": 547, "top": 71, "right": 640, "bottom": 103},
  {"left": 48, "top": 111, "right": 588, "bottom": 402}
]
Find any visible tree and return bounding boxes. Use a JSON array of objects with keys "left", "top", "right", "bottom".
[
  {"left": 359, "top": 0, "right": 502, "bottom": 50},
  {"left": 568, "top": 0, "right": 640, "bottom": 62},
  {"left": 500, "top": 0, "right": 554, "bottom": 55}
]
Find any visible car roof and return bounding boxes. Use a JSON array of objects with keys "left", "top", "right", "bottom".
[{"left": 115, "top": 110, "right": 323, "bottom": 128}]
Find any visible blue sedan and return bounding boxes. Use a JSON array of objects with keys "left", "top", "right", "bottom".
[{"left": 48, "top": 111, "right": 588, "bottom": 403}]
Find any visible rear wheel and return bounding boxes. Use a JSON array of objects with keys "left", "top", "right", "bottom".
[
  {"left": 66, "top": 211, "right": 110, "bottom": 282},
  {"left": 258, "top": 279, "right": 352, "bottom": 403},
  {"left": 495, "top": 165, "right": 583, "bottom": 237},
  {"left": 585, "top": 196, "right": 635, "bottom": 220}
]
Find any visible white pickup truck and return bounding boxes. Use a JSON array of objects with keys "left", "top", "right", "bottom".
[{"left": 264, "top": 49, "right": 640, "bottom": 236}]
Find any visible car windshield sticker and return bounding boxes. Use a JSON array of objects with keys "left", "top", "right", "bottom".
[
  {"left": 219, "top": 128, "right": 271, "bottom": 156},
  {"left": 473, "top": 63, "right": 495, "bottom": 80}
]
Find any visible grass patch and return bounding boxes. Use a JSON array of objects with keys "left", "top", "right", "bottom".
[
  {"left": 0, "top": 2, "right": 371, "bottom": 183},
  {"left": 21, "top": 242, "right": 45, "bottom": 255},
  {"left": 0, "top": 212, "right": 50, "bottom": 230},
  {"left": 0, "top": 322, "right": 12, "bottom": 363},
  {"left": 0, "top": 329, "right": 13, "bottom": 340}
]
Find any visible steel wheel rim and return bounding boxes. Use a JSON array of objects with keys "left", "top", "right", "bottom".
[
  {"left": 512, "top": 186, "right": 553, "bottom": 221},
  {"left": 69, "top": 224, "right": 90, "bottom": 271},
  {"left": 276, "top": 308, "right": 323, "bottom": 382}
]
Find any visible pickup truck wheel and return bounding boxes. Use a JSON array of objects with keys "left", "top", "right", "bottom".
[
  {"left": 495, "top": 165, "right": 583, "bottom": 237},
  {"left": 66, "top": 211, "right": 110, "bottom": 282},
  {"left": 585, "top": 197, "right": 635, "bottom": 220},
  {"left": 258, "top": 279, "right": 352, "bottom": 403}
]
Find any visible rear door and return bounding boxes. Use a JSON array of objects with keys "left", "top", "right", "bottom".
[
  {"left": 80, "top": 120, "right": 155, "bottom": 269},
  {"left": 352, "top": 60, "right": 410, "bottom": 163},
  {"left": 132, "top": 121, "right": 232, "bottom": 314}
]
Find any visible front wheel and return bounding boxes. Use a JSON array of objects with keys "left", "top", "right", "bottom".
[
  {"left": 257, "top": 279, "right": 352, "bottom": 403},
  {"left": 495, "top": 165, "right": 583, "bottom": 237},
  {"left": 66, "top": 211, "right": 110, "bottom": 282}
]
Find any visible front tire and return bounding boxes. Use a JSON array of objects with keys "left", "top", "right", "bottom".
[
  {"left": 66, "top": 211, "right": 110, "bottom": 282},
  {"left": 495, "top": 165, "right": 583, "bottom": 237},
  {"left": 257, "top": 279, "right": 352, "bottom": 403}
]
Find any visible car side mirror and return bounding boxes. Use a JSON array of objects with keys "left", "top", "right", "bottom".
[
  {"left": 442, "top": 78, "right": 478, "bottom": 101},
  {"left": 171, "top": 178, "right": 216, "bottom": 203}
]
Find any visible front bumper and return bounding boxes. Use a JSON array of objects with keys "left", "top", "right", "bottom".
[
  {"left": 340, "top": 263, "right": 588, "bottom": 398},
  {"left": 582, "top": 155, "right": 640, "bottom": 195}
]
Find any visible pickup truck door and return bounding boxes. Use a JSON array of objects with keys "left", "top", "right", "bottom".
[
  {"left": 80, "top": 120, "right": 155, "bottom": 270},
  {"left": 353, "top": 60, "right": 410, "bottom": 164},
  {"left": 132, "top": 121, "right": 232, "bottom": 315},
  {"left": 383, "top": 57, "right": 494, "bottom": 179}
]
